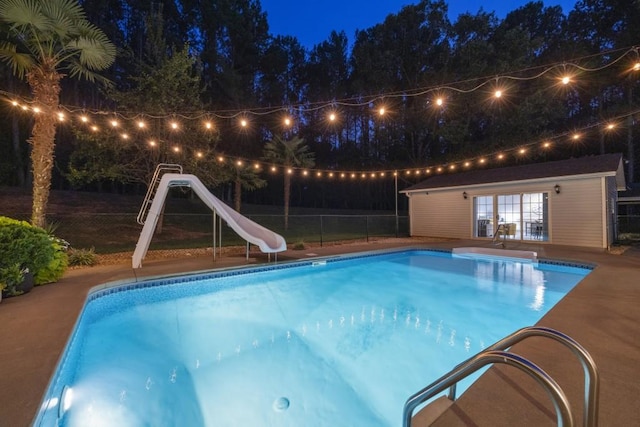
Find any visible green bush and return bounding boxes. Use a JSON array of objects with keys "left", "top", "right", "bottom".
[
  {"left": 0, "top": 216, "right": 68, "bottom": 286},
  {"left": 68, "top": 247, "right": 98, "bottom": 266},
  {"left": 0, "top": 263, "right": 23, "bottom": 296}
]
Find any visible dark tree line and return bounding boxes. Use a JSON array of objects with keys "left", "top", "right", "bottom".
[{"left": 1, "top": 0, "right": 639, "bottom": 212}]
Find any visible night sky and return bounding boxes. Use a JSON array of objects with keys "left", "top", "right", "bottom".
[{"left": 260, "top": 0, "right": 579, "bottom": 48}]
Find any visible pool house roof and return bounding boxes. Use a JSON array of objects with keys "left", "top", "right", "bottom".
[{"left": 401, "top": 153, "right": 626, "bottom": 193}]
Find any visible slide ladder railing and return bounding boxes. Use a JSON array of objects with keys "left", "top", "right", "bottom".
[
  {"left": 137, "top": 163, "right": 183, "bottom": 225},
  {"left": 403, "top": 326, "right": 599, "bottom": 427}
]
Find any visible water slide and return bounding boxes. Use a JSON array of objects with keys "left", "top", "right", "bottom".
[{"left": 132, "top": 173, "right": 287, "bottom": 268}]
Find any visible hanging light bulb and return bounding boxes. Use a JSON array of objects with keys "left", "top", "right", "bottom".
[
  {"left": 196, "top": 151, "right": 203, "bottom": 158},
  {"left": 137, "top": 121, "right": 146, "bottom": 129},
  {"left": 284, "top": 117, "right": 292, "bottom": 127},
  {"left": 204, "top": 121, "right": 213, "bottom": 130},
  {"left": 170, "top": 121, "right": 179, "bottom": 130},
  {"left": 328, "top": 112, "right": 337, "bottom": 122},
  {"left": 80, "top": 115, "right": 89, "bottom": 123},
  {"left": 435, "top": 97, "right": 444, "bottom": 107},
  {"left": 561, "top": 76, "right": 571, "bottom": 85},
  {"left": 110, "top": 119, "right": 119, "bottom": 127},
  {"left": 148, "top": 140, "right": 157, "bottom": 147}
]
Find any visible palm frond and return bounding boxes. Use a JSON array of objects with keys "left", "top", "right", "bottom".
[
  {"left": 0, "top": 0, "right": 45, "bottom": 29},
  {"left": 0, "top": 40, "right": 33, "bottom": 77}
]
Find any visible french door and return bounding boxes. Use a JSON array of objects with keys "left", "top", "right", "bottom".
[{"left": 474, "top": 193, "right": 548, "bottom": 241}]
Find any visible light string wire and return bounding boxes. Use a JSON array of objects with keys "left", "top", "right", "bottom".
[
  {"left": 2, "top": 45, "right": 639, "bottom": 178},
  {"left": 3, "top": 45, "right": 638, "bottom": 117}
]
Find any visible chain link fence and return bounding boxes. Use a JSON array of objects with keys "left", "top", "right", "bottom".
[
  {"left": 618, "top": 215, "right": 640, "bottom": 234},
  {"left": 31, "top": 213, "right": 409, "bottom": 254}
]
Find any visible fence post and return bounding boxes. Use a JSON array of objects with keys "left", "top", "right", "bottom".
[
  {"left": 320, "top": 215, "right": 324, "bottom": 247},
  {"left": 366, "top": 216, "right": 369, "bottom": 242}
]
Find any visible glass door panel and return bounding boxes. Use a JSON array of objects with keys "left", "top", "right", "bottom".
[
  {"left": 497, "top": 194, "right": 521, "bottom": 240},
  {"left": 522, "top": 193, "right": 548, "bottom": 241},
  {"left": 473, "top": 196, "right": 493, "bottom": 237}
]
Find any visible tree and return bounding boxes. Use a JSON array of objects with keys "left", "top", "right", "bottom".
[
  {"left": 225, "top": 163, "right": 266, "bottom": 212},
  {"left": 263, "top": 135, "right": 315, "bottom": 229},
  {"left": 0, "top": 0, "right": 115, "bottom": 227}
]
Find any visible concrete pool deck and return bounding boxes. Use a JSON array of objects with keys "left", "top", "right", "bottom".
[{"left": 1, "top": 238, "right": 638, "bottom": 426}]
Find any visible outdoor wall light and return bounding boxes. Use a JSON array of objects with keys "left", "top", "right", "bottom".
[
  {"left": 554, "top": 184, "right": 561, "bottom": 194},
  {"left": 463, "top": 191, "right": 468, "bottom": 199}
]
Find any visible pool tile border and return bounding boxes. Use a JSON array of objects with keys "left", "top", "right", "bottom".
[{"left": 87, "top": 247, "right": 594, "bottom": 302}]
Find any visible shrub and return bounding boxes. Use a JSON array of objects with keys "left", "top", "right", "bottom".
[
  {"left": 68, "top": 247, "right": 98, "bottom": 266},
  {"left": 0, "top": 216, "right": 68, "bottom": 286},
  {"left": 292, "top": 240, "right": 306, "bottom": 250},
  {"left": 0, "top": 263, "right": 23, "bottom": 296}
]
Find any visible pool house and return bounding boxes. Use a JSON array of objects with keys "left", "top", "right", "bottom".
[{"left": 401, "top": 153, "right": 626, "bottom": 249}]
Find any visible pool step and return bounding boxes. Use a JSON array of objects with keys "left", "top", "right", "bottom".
[{"left": 412, "top": 396, "right": 453, "bottom": 426}]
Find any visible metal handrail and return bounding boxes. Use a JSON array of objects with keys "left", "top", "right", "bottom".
[
  {"left": 481, "top": 326, "right": 599, "bottom": 427},
  {"left": 402, "top": 350, "right": 574, "bottom": 427},
  {"left": 136, "top": 163, "right": 183, "bottom": 225},
  {"left": 403, "top": 326, "right": 598, "bottom": 427},
  {"left": 492, "top": 223, "right": 506, "bottom": 246}
]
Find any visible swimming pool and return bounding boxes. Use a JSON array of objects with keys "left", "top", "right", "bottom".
[{"left": 35, "top": 249, "right": 591, "bottom": 426}]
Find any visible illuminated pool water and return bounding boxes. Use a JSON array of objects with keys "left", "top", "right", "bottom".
[{"left": 35, "top": 249, "right": 591, "bottom": 426}]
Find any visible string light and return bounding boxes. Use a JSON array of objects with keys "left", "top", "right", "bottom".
[{"left": 3, "top": 46, "right": 639, "bottom": 184}]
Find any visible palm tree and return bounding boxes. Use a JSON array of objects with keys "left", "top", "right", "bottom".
[
  {"left": 0, "top": 0, "right": 115, "bottom": 227},
  {"left": 229, "top": 164, "right": 266, "bottom": 212},
  {"left": 263, "top": 135, "right": 315, "bottom": 229}
]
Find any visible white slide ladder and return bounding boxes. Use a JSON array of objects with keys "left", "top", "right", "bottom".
[
  {"left": 137, "top": 163, "right": 183, "bottom": 225},
  {"left": 132, "top": 173, "right": 287, "bottom": 268}
]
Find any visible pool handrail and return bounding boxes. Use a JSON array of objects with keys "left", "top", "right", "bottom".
[
  {"left": 478, "top": 326, "right": 599, "bottom": 427},
  {"left": 403, "top": 326, "right": 598, "bottom": 427},
  {"left": 402, "top": 350, "right": 574, "bottom": 427}
]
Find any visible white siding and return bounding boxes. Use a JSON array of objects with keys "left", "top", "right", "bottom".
[
  {"left": 550, "top": 177, "right": 605, "bottom": 248},
  {"left": 606, "top": 176, "right": 618, "bottom": 246},
  {"left": 409, "top": 191, "right": 471, "bottom": 238}
]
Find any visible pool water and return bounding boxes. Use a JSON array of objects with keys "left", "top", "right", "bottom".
[{"left": 36, "top": 250, "right": 591, "bottom": 426}]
